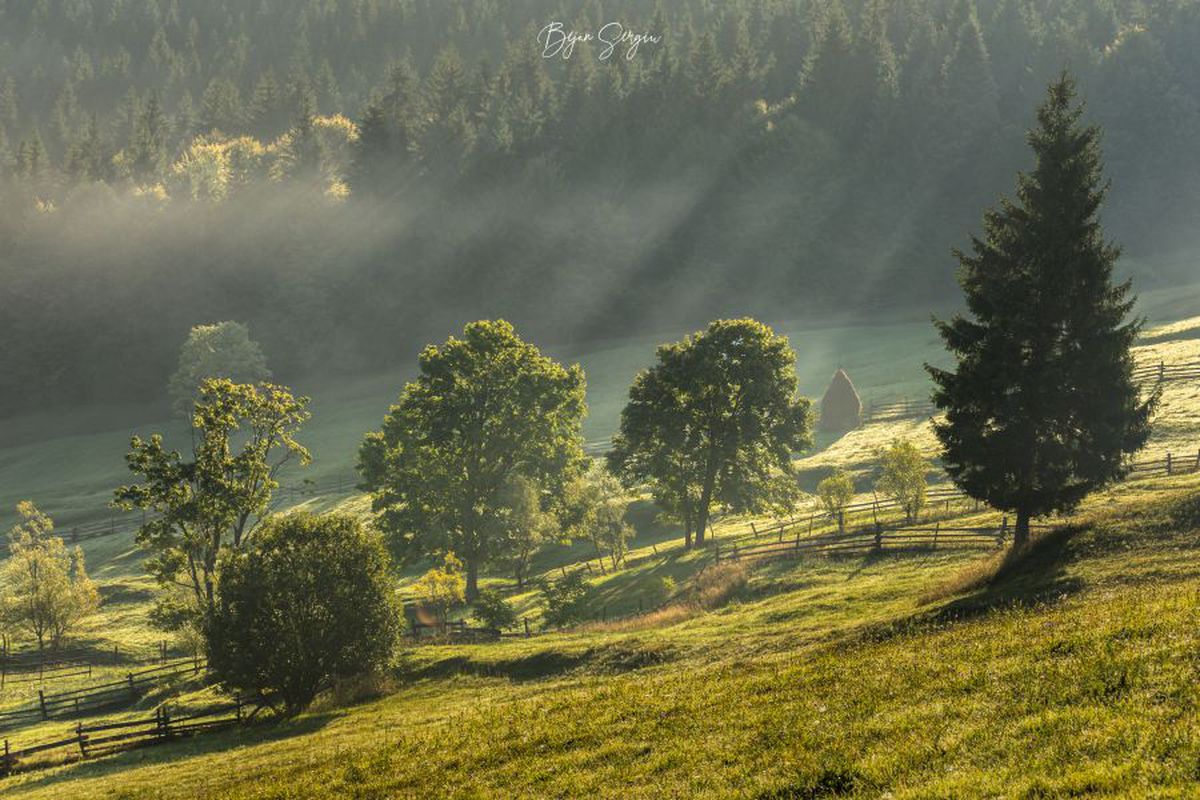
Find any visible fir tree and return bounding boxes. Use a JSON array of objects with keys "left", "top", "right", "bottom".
[{"left": 928, "top": 75, "right": 1153, "bottom": 547}]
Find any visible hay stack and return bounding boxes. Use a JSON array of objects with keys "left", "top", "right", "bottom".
[{"left": 819, "top": 369, "right": 862, "bottom": 431}]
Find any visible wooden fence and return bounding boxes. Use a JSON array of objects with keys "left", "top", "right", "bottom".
[
  {"left": 714, "top": 520, "right": 1025, "bottom": 565},
  {"left": 0, "top": 698, "right": 243, "bottom": 776},
  {"left": 0, "top": 657, "right": 205, "bottom": 731}
]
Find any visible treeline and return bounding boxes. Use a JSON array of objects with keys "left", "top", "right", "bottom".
[{"left": 2, "top": 0, "right": 1200, "bottom": 416}]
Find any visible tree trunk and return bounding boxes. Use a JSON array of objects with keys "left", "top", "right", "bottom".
[
  {"left": 695, "top": 469, "right": 717, "bottom": 547},
  {"left": 1013, "top": 509, "right": 1031, "bottom": 549},
  {"left": 465, "top": 559, "right": 479, "bottom": 601}
]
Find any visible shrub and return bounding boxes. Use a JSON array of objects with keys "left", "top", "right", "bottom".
[
  {"left": 541, "top": 571, "right": 591, "bottom": 628},
  {"left": 817, "top": 470, "right": 855, "bottom": 532},
  {"left": 472, "top": 588, "right": 518, "bottom": 631},
  {"left": 205, "top": 512, "right": 401, "bottom": 715},
  {"left": 876, "top": 439, "right": 929, "bottom": 523},
  {"left": 411, "top": 553, "right": 467, "bottom": 628}
]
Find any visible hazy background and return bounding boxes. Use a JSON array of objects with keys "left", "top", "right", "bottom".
[{"left": 1, "top": 0, "right": 1199, "bottom": 419}]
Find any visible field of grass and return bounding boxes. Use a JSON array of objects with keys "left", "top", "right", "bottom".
[
  {"left": 2, "top": 468, "right": 1198, "bottom": 798},
  {"left": 2, "top": 282, "right": 1200, "bottom": 797}
]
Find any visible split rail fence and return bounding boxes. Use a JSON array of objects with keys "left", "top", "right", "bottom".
[
  {"left": 0, "top": 698, "right": 243, "bottom": 776},
  {"left": 0, "top": 657, "right": 205, "bottom": 732}
]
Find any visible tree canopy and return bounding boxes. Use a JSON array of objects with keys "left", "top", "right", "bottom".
[
  {"left": 114, "top": 379, "right": 310, "bottom": 628},
  {"left": 359, "top": 320, "right": 586, "bottom": 598},
  {"left": 608, "top": 319, "right": 812, "bottom": 548}
]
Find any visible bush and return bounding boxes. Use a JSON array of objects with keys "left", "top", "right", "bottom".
[
  {"left": 205, "top": 512, "right": 401, "bottom": 715},
  {"left": 876, "top": 439, "right": 929, "bottom": 523},
  {"left": 411, "top": 553, "right": 467, "bottom": 628},
  {"left": 817, "top": 470, "right": 855, "bottom": 532},
  {"left": 541, "top": 571, "right": 591, "bottom": 629},
  {"left": 472, "top": 589, "right": 518, "bottom": 631}
]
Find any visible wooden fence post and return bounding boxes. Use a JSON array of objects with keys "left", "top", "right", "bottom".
[
  {"left": 1167, "top": 452, "right": 1173, "bottom": 475},
  {"left": 873, "top": 523, "right": 883, "bottom": 552},
  {"left": 750, "top": 521, "right": 757, "bottom": 538},
  {"left": 38, "top": 689, "right": 47, "bottom": 720},
  {"left": 235, "top": 693, "right": 243, "bottom": 722},
  {"left": 933, "top": 521, "right": 940, "bottom": 550},
  {"left": 998, "top": 516, "right": 1009, "bottom": 548},
  {"left": 76, "top": 722, "right": 87, "bottom": 757},
  {"left": 714, "top": 543, "right": 721, "bottom": 564},
  {"left": 127, "top": 672, "right": 137, "bottom": 701},
  {"left": 523, "top": 617, "right": 531, "bottom": 638}
]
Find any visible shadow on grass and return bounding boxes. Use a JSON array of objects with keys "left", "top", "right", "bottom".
[
  {"left": 6, "top": 710, "right": 341, "bottom": 793},
  {"left": 399, "top": 640, "right": 677, "bottom": 683}
]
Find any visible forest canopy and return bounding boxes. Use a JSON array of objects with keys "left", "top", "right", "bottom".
[{"left": 1, "top": 0, "right": 1198, "bottom": 416}]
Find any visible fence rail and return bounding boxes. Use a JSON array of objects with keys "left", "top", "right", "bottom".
[
  {"left": 0, "top": 698, "right": 243, "bottom": 776},
  {"left": 0, "top": 657, "right": 206, "bottom": 731}
]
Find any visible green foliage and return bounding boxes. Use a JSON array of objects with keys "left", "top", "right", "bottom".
[
  {"left": 359, "top": 320, "right": 586, "bottom": 598},
  {"left": 167, "top": 322, "right": 271, "bottom": 417},
  {"left": 0, "top": 502, "right": 99, "bottom": 650},
  {"left": 928, "top": 75, "right": 1154, "bottom": 545},
  {"left": 471, "top": 588, "right": 518, "bottom": 632},
  {"left": 817, "top": 470, "right": 855, "bottom": 532},
  {"left": 497, "top": 475, "right": 559, "bottom": 589},
  {"left": 875, "top": 439, "right": 929, "bottom": 524},
  {"left": 410, "top": 553, "right": 467, "bottom": 628},
  {"left": 205, "top": 512, "right": 401, "bottom": 715},
  {"left": 608, "top": 319, "right": 812, "bottom": 548},
  {"left": 564, "top": 463, "right": 635, "bottom": 572},
  {"left": 540, "top": 571, "right": 592, "bottom": 629},
  {"left": 115, "top": 379, "right": 310, "bottom": 628}
]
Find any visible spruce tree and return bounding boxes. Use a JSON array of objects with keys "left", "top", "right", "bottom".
[{"left": 928, "top": 75, "right": 1153, "bottom": 547}]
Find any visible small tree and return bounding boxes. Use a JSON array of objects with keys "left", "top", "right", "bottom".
[
  {"left": 168, "top": 322, "right": 271, "bottom": 417},
  {"left": 817, "top": 470, "right": 855, "bottom": 533},
  {"left": 205, "top": 513, "right": 400, "bottom": 715},
  {"left": 540, "top": 570, "right": 591, "bottom": 629},
  {"left": 472, "top": 589, "right": 518, "bottom": 631},
  {"left": 565, "top": 463, "right": 635, "bottom": 572},
  {"left": 115, "top": 379, "right": 310, "bottom": 632},
  {"left": 359, "top": 320, "right": 587, "bottom": 599},
  {"left": 498, "top": 476, "right": 557, "bottom": 589},
  {"left": 410, "top": 553, "right": 467, "bottom": 630},
  {"left": 1, "top": 502, "right": 99, "bottom": 651},
  {"left": 876, "top": 440, "right": 929, "bottom": 523},
  {"left": 608, "top": 319, "right": 812, "bottom": 549}
]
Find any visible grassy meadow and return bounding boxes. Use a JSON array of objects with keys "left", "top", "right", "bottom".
[{"left": 1, "top": 283, "right": 1199, "bottom": 797}]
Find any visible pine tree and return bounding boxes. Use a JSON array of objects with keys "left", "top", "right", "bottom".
[{"left": 928, "top": 75, "right": 1154, "bottom": 547}]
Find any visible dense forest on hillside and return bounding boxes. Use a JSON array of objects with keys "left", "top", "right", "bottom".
[{"left": 1, "top": 0, "right": 1199, "bottom": 415}]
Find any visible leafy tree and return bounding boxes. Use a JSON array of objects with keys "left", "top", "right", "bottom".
[
  {"left": 359, "top": 320, "right": 586, "bottom": 599},
  {"left": 540, "top": 570, "right": 591, "bottom": 629},
  {"left": 410, "top": 552, "right": 466, "bottom": 629},
  {"left": 167, "top": 322, "right": 271, "bottom": 416},
  {"left": 115, "top": 379, "right": 310, "bottom": 629},
  {"left": 565, "top": 463, "right": 635, "bottom": 572},
  {"left": 498, "top": 476, "right": 558, "bottom": 589},
  {"left": 875, "top": 440, "right": 929, "bottom": 524},
  {"left": 928, "top": 75, "right": 1154, "bottom": 547},
  {"left": 608, "top": 319, "right": 812, "bottom": 549},
  {"left": 205, "top": 512, "right": 400, "bottom": 715},
  {"left": 817, "top": 469, "right": 855, "bottom": 532},
  {"left": 0, "top": 502, "right": 99, "bottom": 651},
  {"left": 471, "top": 588, "right": 518, "bottom": 631}
]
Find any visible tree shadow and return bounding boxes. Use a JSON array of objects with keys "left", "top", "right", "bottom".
[{"left": 924, "top": 524, "right": 1088, "bottom": 623}]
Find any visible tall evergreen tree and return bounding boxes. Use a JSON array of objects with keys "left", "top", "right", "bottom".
[{"left": 927, "top": 75, "right": 1153, "bottom": 547}]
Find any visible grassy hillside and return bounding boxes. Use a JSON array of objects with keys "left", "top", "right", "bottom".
[{"left": 3, "top": 469, "right": 1199, "bottom": 798}]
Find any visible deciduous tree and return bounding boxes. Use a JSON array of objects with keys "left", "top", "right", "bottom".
[
  {"left": 359, "top": 320, "right": 586, "bottom": 599},
  {"left": 115, "top": 379, "right": 310, "bottom": 629},
  {"left": 608, "top": 319, "right": 811, "bottom": 548}
]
